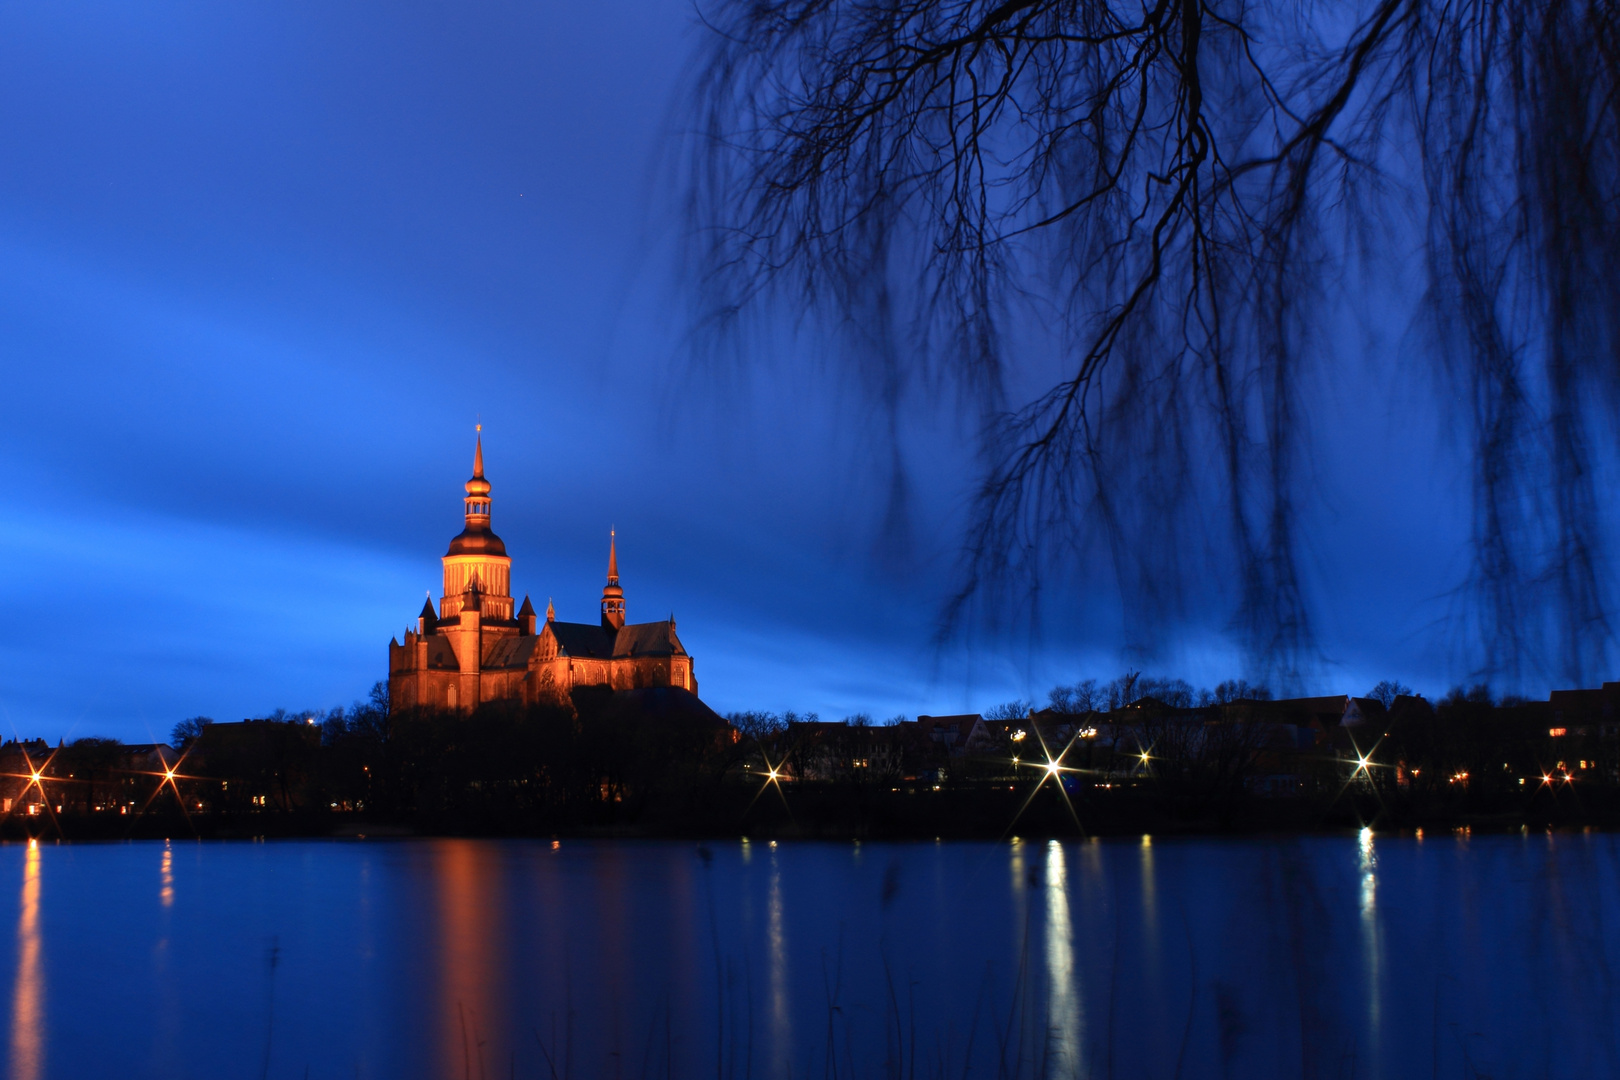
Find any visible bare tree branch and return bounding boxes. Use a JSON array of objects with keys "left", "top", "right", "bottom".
[{"left": 683, "top": 0, "right": 1620, "bottom": 690}]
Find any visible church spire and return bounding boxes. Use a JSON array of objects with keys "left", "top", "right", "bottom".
[
  {"left": 464, "top": 424, "right": 491, "bottom": 527},
  {"left": 601, "top": 529, "right": 626, "bottom": 630}
]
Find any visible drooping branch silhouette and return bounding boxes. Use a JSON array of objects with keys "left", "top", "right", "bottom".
[{"left": 683, "top": 0, "right": 1620, "bottom": 688}]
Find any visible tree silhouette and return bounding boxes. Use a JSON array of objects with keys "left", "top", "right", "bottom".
[{"left": 685, "top": 0, "right": 1620, "bottom": 690}]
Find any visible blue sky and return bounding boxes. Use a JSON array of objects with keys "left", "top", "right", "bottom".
[{"left": 0, "top": 1, "right": 1526, "bottom": 742}]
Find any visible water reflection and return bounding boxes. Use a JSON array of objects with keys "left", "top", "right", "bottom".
[
  {"left": 1008, "top": 833, "right": 1032, "bottom": 1060},
  {"left": 767, "top": 845, "right": 791, "bottom": 1079},
  {"left": 1044, "top": 841, "right": 1082, "bottom": 1075},
  {"left": 1140, "top": 834, "right": 1156, "bottom": 920},
  {"left": 1357, "top": 828, "right": 1382, "bottom": 1074},
  {"left": 1139, "top": 833, "right": 1162, "bottom": 1015},
  {"left": 9, "top": 842, "right": 42, "bottom": 1080},
  {"left": 159, "top": 842, "right": 173, "bottom": 908},
  {"left": 1358, "top": 828, "right": 1376, "bottom": 915},
  {"left": 432, "top": 841, "right": 506, "bottom": 1080},
  {"left": 0, "top": 836, "right": 1610, "bottom": 1078}
]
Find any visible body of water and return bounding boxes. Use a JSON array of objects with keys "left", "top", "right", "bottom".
[{"left": 0, "top": 832, "right": 1614, "bottom": 1078}]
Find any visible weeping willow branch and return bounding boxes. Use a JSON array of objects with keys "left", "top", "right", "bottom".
[{"left": 684, "top": 0, "right": 1620, "bottom": 689}]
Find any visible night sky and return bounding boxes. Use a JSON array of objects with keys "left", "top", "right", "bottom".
[{"left": 0, "top": 1, "right": 1503, "bottom": 743}]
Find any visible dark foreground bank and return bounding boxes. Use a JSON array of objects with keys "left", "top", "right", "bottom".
[{"left": 5, "top": 683, "right": 1618, "bottom": 841}]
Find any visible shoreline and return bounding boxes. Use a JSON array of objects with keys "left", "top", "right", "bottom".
[{"left": 3, "top": 796, "right": 1613, "bottom": 843}]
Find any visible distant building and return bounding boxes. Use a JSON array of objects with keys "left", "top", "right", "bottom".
[
  {"left": 0, "top": 738, "right": 183, "bottom": 816},
  {"left": 1548, "top": 682, "right": 1620, "bottom": 735},
  {"left": 0, "top": 739, "right": 51, "bottom": 814},
  {"left": 907, "top": 714, "right": 993, "bottom": 756},
  {"left": 388, "top": 434, "right": 697, "bottom": 712}
]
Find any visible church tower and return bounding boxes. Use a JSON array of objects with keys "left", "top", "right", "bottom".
[
  {"left": 440, "top": 429, "right": 513, "bottom": 621},
  {"left": 601, "top": 530, "right": 625, "bottom": 630}
]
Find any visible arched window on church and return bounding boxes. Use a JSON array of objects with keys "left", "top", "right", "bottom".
[{"left": 447, "top": 684, "right": 458, "bottom": 709}]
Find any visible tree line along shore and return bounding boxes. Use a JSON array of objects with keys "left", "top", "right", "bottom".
[{"left": 1, "top": 675, "right": 1617, "bottom": 840}]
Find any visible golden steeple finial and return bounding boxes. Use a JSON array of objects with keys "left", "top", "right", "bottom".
[
  {"left": 607, "top": 527, "right": 619, "bottom": 584},
  {"left": 473, "top": 422, "right": 484, "bottom": 478}
]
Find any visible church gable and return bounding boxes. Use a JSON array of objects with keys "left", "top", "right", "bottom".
[{"left": 424, "top": 637, "right": 459, "bottom": 671}]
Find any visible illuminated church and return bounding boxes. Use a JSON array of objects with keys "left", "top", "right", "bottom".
[{"left": 388, "top": 435, "right": 697, "bottom": 712}]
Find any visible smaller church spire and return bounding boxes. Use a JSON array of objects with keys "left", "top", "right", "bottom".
[
  {"left": 601, "top": 530, "right": 626, "bottom": 630},
  {"left": 546, "top": 597, "right": 556, "bottom": 622},
  {"left": 473, "top": 422, "right": 484, "bottom": 478}
]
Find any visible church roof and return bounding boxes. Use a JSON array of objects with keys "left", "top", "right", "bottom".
[
  {"left": 546, "top": 619, "right": 686, "bottom": 659},
  {"left": 483, "top": 635, "right": 540, "bottom": 670},
  {"left": 615, "top": 620, "right": 686, "bottom": 657}
]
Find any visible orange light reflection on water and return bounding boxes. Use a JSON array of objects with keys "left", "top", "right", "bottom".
[
  {"left": 434, "top": 841, "right": 506, "bottom": 1080},
  {"left": 9, "top": 841, "right": 43, "bottom": 1080},
  {"left": 160, "top": 842, "right": 174, "bottom": 908}
]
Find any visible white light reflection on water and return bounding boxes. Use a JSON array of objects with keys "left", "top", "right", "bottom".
[
  {"left": 1008, "top": 834, "right": 1033, "bottom": 1055},
  {"left": 1045, "top": 840, "right": 1083, "bottom": 1075},
  {"left": 1358, "top": 827, "right": 1382, "bottom": 1075},
  {"left": 767, "top": 844, "right": 792, "bottom": 1079},
  {"left": 9, "top": 841, "right": 42, "bottom": 1080}
]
